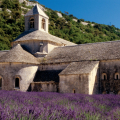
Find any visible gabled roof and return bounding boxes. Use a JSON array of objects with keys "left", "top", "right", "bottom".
[
  {"left": 25, "top": 4, "right": 49, "bottom": 19},
  {"left": 45, "top": 40, "right": 120, "bottom": 63},
  {"left": 0, "top": 44, "right": 39, "bottom": 64},
  {"left": 59, "top": 61, "right": 99, "bottom": 75},
  {"left": 13, "top": 30, "right": 76, "bottom": 46}
]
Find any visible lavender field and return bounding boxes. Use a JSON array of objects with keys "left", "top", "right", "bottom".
[{"left": 0, "top": 91, "right": 120, "bottom": 120}]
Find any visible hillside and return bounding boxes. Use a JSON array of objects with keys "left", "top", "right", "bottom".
[{"left": 0, "top": 0, "right": 120, "bottom": 50}]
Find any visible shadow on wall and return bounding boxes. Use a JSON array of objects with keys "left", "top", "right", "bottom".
[
  {"left": 27, "top": 84, "right": 31, "bottom": 92},
  {"left": 21, "top": 45, "right": 32, "bottom": 54},
  {"left": 33, "top": 70, "right": 62, "bottom": 82}
]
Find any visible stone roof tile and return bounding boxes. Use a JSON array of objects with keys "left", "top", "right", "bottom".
[
  {"left": 25, "top": 4, "right": 48, "bottom": 18},
  {"left": 59, "top": 61, "right": 99, "bottom": 75},
  {"left": 45, "top": 40, "right": 120, "bottom": 63},
  {"left": 0, "top": 44, "right": 39, "bottom": 64},
  {"left": 13, "top": 30, "right": 76, "bottom": 46}
]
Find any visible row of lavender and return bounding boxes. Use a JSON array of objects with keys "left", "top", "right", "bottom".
[{"left": 0, "top": 90, "right": 120, "bottom": 120}]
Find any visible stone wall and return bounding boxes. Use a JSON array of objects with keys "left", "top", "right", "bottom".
[
  {"left": 12, "top": 40, "right": 47, "bottom": 54},
  {"left": 34, "top": 63, "right": 69, "bottom": 83},
  {"left": 38, "top": 15, "right": 49, "bottom": 33},
  {"left": 12, "top": 40, "right": 60, "bottom": 55},
  {"left": 0, "top": 62, "right": 69, "bottom": 92},
  {"left": 89, "top": 63, "right": 99, "bottom": 94},
  {"left": 0, "top": 62, "right": 38, "bottom": 91},
  {"left": 39, "top": 63, "right": 69, "bottom": 71},
  {"left": 100, "top": 60, "right": 120, "bottom": 94},
  {"left": 59, "top": 74, "right": 89, "bottom": 94},
  {"left": 31, "top": 81, "right": 58, "bottom": 92},
  {"left": 47, "top": 42, "right": 58, "bottom": 53},
  {"left": 16, "top": 66, "right": 38, "bottom": 91}
]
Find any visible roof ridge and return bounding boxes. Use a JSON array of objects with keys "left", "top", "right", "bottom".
[
  {"left": 36, "top": 4, "right": 49, "bottom": 18},
  {"left": 25, "top": 4, "right": 49, "bottom": 18},
  {"left": 56, "top": 40, "right": 120, "bottom": 48}
]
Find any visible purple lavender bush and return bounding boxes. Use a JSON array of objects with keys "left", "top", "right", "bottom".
[{"left": 0, "top": 90, "right": 120, "bottom": 120}]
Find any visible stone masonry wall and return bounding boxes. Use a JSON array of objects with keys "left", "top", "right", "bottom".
[
  {"left": 89, "top": 63, "right": 99, "bottom": 95},
  {"left": 31, "top": 81, "right": 58, "bottom": 92},
  {"left": 59, "top": 74, "right": 89, "bottom": 94},
  {"left": 100, "top": 60, "right": 120, "bottom": 94},
  {"left": 12, "top": 40, "right": 48, "bottom": 54},
  {"left": 0, "top": 63, "right": 37, "bottom": 91},
  {"left": 12, "top": 40, "right": 59, "bottom": 55},
  {"left": 39, "top": 63, "right": 69, "bottom": 71}
]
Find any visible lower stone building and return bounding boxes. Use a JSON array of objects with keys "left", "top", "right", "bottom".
[{"left": 0, "top": 4, "right": 120, "bottom": 95}]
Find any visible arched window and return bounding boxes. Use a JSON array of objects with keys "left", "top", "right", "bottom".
[
  {"left": 115, "top": 73, "right": 119, "bottom": 80},
  {"left": 102, "top": 73, "right": 107, "bottom": 80},
  {"left": 41, "top": 18, "right": 45, "bottom": 30},
  {"left": 30, "top": 17, "right": 34, "bottom": 28},
  {"left": 15, "top": 78, "right": 20, "bottom": 89}
]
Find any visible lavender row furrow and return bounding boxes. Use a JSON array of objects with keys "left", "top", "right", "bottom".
[{"left": 0, "top": 91, "right": 119, "bottom": 119}]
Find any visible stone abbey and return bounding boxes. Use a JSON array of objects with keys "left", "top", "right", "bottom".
[{"left": 0, "top": 4, "right": 120, "bottom": 95}]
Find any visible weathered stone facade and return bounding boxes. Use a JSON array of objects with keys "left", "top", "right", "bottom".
[
  {"left": 0, "top": 5, "right": 120, "bottom": 95},
  {"left": 100, "top": 60, "right": 120, "bottom": 94},
  {"left": 0, "top": 62, "right": 37, "bottom": 91},
  {"left": 59, "top": 74, "right": 89, "bottom": 94},
  {"left": 31, "top": 81, "right": 58, "bottom": 92}
]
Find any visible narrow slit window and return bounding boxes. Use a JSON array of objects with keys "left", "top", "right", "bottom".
[
  {"left": 102, "top": 73, "right": 107, "bottom": 80},
  {"left": 15, "top": 78, "right": 19, "bottom": 88},
  {"left": 116, "top": 75, "right": 118, "bottom": 80},
  {"left": 41, "top": 18, "right": 45, "bottom": 30},
  {"left": 0, "top": 78, "right": 2, "bottom": 88},
  {"left": 104, "top": 75, "right": 106, "bottom": 80}
]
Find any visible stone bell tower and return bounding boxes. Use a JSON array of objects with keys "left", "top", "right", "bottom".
[{"left": 24, "top": 4, "right": 49, "bottom": 33}]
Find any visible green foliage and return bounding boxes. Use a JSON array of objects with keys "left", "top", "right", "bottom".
[
  {"left": 0, "top": 0, "right": 120, "bottom": 51},
  {"left": 0, "top": 0, "right": 24, "bottom": 50}
]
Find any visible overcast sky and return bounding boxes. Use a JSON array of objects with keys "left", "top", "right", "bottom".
[{"left": 38, "top": 0, "right": 120, "bottom": 29}]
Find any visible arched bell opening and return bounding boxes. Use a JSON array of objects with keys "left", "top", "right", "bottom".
[{"left": 30, "top": 17, "right": 34, "bottom": 29}]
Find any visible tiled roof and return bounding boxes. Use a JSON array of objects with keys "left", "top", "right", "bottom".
[
  {"left": 0, "top": 44, "right": 39, "bottom": 64},
  {"left": 45, "top": 40, "right": 120, "bottom": 63},
  {"left": 13, "top": 30, "right": 76, "bottom": 46},
  {"left": 59, "top": 61, "right": 99, "bottom": 75},
  {"left": 25, "top": 4, "right": 49, "bottom": 18}
]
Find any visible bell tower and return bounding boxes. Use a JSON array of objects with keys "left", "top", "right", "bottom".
[{"left": 24, "top": 4, "right": 49, "bottom": 33}]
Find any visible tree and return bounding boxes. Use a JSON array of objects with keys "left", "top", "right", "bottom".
[
  {"left": 1, "top": 9, "right": 10, "bottom": 21},
  {"left": 12, "top": 11, "right": 21, "bottom": 22},
  {"left": 1, "top": 0, "right": 12, "bottom": 9}
]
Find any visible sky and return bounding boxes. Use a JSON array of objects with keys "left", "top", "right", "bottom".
[{"left": 37, "top": 0, "right": 120, "bottom": 29}]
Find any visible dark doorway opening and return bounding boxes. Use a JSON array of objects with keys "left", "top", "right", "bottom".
[
  {"left": 15, "top": 78, "right": 19, "bottom": 88},
  {"left": 73, "top": 89, "right": 75, "bottom": 94}
]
